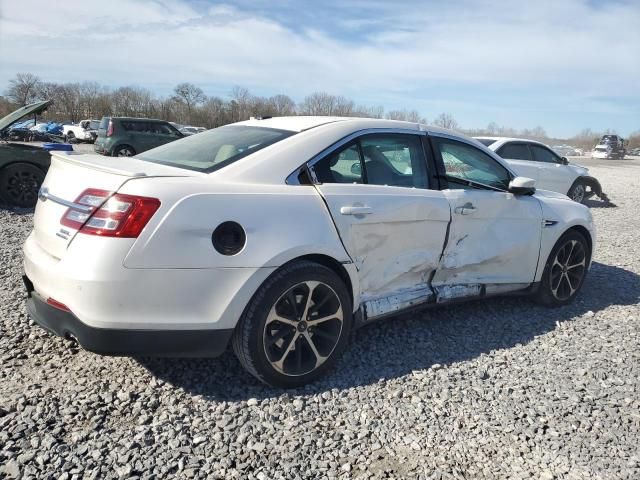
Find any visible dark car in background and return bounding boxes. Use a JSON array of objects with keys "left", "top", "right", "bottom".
[
  {"left": 0, "top": 100, "right": 59, "bottom": 207},
  {"left": 94, "top": 117, "right": 184, "bottom": 157}
]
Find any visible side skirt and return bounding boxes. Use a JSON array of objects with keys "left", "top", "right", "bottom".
[{"left": 355, "top": 282, "right": 539, "bottom": 328}]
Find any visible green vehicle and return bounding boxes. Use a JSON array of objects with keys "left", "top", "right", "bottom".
[
  {"left": 0, "top": 100, "right": 55, "bottom": 208},
  {"left": 94, "top": 117, "right": 184, "bottom": 157}
]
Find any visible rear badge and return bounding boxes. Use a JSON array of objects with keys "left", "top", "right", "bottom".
[{"left": 56, "top": 229, "right": 70, "bottom": 240}]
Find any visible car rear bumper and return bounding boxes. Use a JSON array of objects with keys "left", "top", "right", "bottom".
[{"left": 25, "top": 286, "right": 233, "bottom": 357}]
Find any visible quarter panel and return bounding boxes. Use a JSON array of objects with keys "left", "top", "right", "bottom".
[{"left": 122, "top": 181, "right": 351, "bottom": 270}]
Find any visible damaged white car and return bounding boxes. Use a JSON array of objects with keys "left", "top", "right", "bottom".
[{"left": 23, "top": 117, "right": 595, "bottom": 387}]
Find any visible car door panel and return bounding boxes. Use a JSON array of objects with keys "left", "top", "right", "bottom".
[
  {"left": 316, "top": 183, "right": 451, "bottom": 315},
  {"left": 431, "top": 136, "right": 543, "bottom": 294},
  {"left": 432, "top": 189, "right": 542, "bottom": 287}
]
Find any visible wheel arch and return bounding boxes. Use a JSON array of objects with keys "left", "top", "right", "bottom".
[
  {"left": 566, "top": 224, "right": 593, "bottom": 261},
  {"left": 289, "top": 254, "right": 356, "bottom": 306}
]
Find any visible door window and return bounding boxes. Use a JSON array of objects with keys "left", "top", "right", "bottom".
[
  {"left": 531, "top": 145, "right": 561, "bottom": 163},
  {"left": 497, "top": 143, "right": 532, "bottom": 161},
  {"left": 312, "top": 134, "right": 428, "bottom": 188},
  {"left": 435, "top": 138, "right": 511, "bottom": 190}
]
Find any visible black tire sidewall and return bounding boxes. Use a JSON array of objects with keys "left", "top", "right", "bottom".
[
  {"left": 537, "top": 230, "right": 590, "bottom": 307},
  {"left": 234, "top": 261, "right": 353, "bottom": 388},
  {"left": 114, "top": 145, "right": 135, "bottom": 157}
]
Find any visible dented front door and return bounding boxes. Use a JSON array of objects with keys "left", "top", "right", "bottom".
[
  {"left": 432, "top": 189, "right": 542, "bottom": 294},
  {"left": 315, "top": 183, "right": 450, "bottom": 317}
]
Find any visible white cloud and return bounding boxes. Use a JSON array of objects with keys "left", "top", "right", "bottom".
[{"left": 0, "top": 0, "right": 638, "bottom": 135}]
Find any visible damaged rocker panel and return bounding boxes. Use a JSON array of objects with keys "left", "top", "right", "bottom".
[{"left": 362, "top": 282, "right": 531, "bottom": 321}]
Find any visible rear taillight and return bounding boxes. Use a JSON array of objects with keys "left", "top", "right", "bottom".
[
  {"left": 106, "top": 120, "right": 113, "bottom": 137},
  {"left": 60, "top": 188, "right": 160, "bottom": 238}
]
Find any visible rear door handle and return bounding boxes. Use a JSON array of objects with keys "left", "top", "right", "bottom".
[
  {"left": 340, "top": 206, "right": 373, "bottom": 215},
  {"left": 454, "top": 203, "right": 476, "bottom": 215}
]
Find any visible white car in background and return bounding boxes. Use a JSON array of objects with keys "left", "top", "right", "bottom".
[
  {"left": 24, "top": 118, "right": 595, "bottom": 387},
  {"left": 62, "top": 119, "right": 100, "bottom": 143},
  {"left": 476, "top": 137, "right": 608, "bottom": 204}
]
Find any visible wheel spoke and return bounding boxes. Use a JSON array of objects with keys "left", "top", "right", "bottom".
[
  {"left": 272, "top": 332, "right": 299, "bottom": 371},
  {"left": 287, "top": 290, "right": 301, "bottom": 320},
  {"left": 301, "top": 281, "right": 320, "bottom": 321},
  {"left": 302, "top": 332, "right": 327, "bottom": 369},
  {"left": 266, "top": 326, "right": 292, "bottom": 347},
  {"left": 567, "top": 259, "right": 586, "bottom": 270},
  {"left": 307, "top": 313, "right": 341, "bottom": 326}
]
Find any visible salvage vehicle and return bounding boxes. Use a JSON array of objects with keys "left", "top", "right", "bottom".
[
  {"left": 476, "top": 137, "right": 608, "bottom": 204},
  {"left": 63, "top": 119, "right": 100, "bottom": 143},
  {"left": 94, "top": 117, "right": 183, "bottom": 157},
  {"left": 24, "top": 117, "right": 595, "bottom": 387},
  {"left": 592, "top": 135, "right": 626, "bottom": 159},
  {"left": 0, "top": 100, "right": 55, "bottom": 207}
]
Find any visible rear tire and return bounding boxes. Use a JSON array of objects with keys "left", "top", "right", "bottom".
[
  {"left": 65, "top": 131, "right": 75, "bottom": 143},
  {"left": 232, "top": 260, "right": 353, "bottom": 388},
  {"left": 113, "top": 145, "right": 136, "bottom": 157},
  {"left": 0, "top": 163, "right": 45, "bottom": 208},
  {"left": 534, "top": 230, "right": 590, "bottom": 307}
]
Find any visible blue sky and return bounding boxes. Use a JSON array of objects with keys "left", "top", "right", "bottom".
[{"left": 1, "top": 0, "right": 638, "bottom": 137}]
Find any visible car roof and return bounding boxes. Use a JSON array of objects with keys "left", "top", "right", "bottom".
[
  {"left": 474, "top": 136, "right": 552, "bottom": 149},
  {"left": 109, "top": 117, "right": 171, "bottom": 123},
  {"left": 235, "top": 115, "right": 458, "bottom": 136},
  {"left": 213, "top": 117, "right": 515, "bottom": 184}
]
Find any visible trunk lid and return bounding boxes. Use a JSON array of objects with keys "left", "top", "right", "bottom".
[
  {"left": 0, "top": 100, "right": 52, "bottom": 133},
  {"left": 33, "top": 151, "right": 198, "bottom": 259}
]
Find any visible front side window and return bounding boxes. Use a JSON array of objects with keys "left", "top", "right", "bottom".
[
  {"left": 435, "top": 138, "right": 511, "bottom": 190},
  {"left": 137, "top": 125, "right": 294, "bottom": 172},
  {"left": 497, "top": 143, "right": 532, "bottom": 161},
  {"left": 531, "top": 145, "right": 560, "bottom": 163},
  {"left": 312, "top": 133, "right": 428, "bottom": 189}
]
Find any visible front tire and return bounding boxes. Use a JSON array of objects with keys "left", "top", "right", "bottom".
[
  {"left": 567, "top": 180, "right": 587, "bottom": 204},
  {"left": 0, "top": 163, "right": 45, "bottom": 208},
  {"left": 232, "top": 260, "right": 353, "bottom": 388},
  {"left": 535, "top": 230, "right": 590, "bottom": 307}
]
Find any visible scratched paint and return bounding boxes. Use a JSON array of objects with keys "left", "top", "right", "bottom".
[{"left": 363, "top": 284, "right": 434, "bottom": 319}]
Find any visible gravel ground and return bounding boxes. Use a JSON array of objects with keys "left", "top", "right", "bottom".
[{"left": 1, "top": 161, "right": 639, "bottom": 479}]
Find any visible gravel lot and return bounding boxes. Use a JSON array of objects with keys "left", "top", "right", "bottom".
[{"left": 1, "top": 159, "right": 639, "bottom": 479}]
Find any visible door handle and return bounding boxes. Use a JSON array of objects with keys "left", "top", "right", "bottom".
[
  {"left": 340, "top": 206, "right": 373, "bottom": 216},
  {"left": 454, "top": 202, "right": 476, "bottom": 215}
]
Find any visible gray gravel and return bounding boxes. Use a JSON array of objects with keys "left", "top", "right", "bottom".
[{"left": 1, "top": 161, "right": 639, "bottom": 479}]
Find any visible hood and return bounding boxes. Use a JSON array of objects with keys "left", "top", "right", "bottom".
[
  {"left": 0, "top": 100, "right": 53, "bottom": 132},
  {"left": 567, "top": 163, "right": 589, "bottom": 175},
  {"left": 534, "top": 188, "right": 570, "bottom": 201}
]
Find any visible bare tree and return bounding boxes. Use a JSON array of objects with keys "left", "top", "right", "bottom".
[
  {"left": 5, "top": 73, "right": 42, "bottom": 105},
  {"left": 230, "top": 86, "right": 252, "bottom": 121},
  {"left": 172, "top": 83, "right": 206, "bottom": 120},
  {"left": 299, "top": 92, "right": 354, "bottom": 116},
  {"left": 433, "top": 112, "right": 459, "bottom": 130},
  {"left": 385, "top": 109, "right": 425, "bottom": 123},
  {"left": 269, "top": 94, "right": 296, "bottom": 116}
]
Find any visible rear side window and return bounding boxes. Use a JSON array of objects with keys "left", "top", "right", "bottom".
[
  {"left": 312, "top": 133, "right": 428, "bottom": 189},
  {"left": 497, "top": 143, "right": 532, "bottom": 161},
  {"left": 137, "top": 125, "right": 294, "bottom": 173},
  {"left": 531, "top": 145, "right": 560, "bottom": 163}
]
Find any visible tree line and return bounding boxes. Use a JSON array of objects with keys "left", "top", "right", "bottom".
[{"left": 1, "top": 72, "right": 638, "bottom": 148}]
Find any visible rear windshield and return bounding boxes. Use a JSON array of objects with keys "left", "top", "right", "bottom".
[
  {"left": 99, "top": 117, "right": 110, "bottom": 131},
  {"left": 137, "top": 125, "right": 294, "bottom": 173},
  {"left": 475, "top": 138, "right": 497, "bottom": 147}
]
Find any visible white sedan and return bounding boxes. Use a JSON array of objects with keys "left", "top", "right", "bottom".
[
  {"left": 475, "top": 137, "right": 608, "bottom": 204},
  {"left": 24, "top": 118, "right": 595, "bottom": 387}
]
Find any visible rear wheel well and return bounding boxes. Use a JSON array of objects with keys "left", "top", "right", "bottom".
[{"left": 293, "top": 254, "right": 354, "bottom": 304}]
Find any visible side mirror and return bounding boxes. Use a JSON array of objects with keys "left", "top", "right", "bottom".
[
  {"left": 561, "top": 156, "right": 569, "bottom": 165},
  {"left": 508, "top": 176, "right": 536, "bottom": 195},
  {"left": 351, "top": 163, "right": 362, "bottom": 175}
]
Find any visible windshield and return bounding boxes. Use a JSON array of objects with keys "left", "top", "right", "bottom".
[
  {"left": 475, "top": 138, "right": 497, "bottom": 147},
  {"left": 137, "top": 125, "right": 294, "bottom": 173}
]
